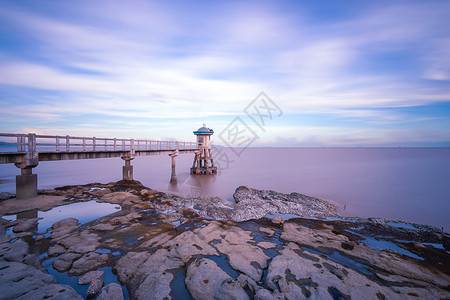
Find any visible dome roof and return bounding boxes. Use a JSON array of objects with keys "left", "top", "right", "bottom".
[{"left": 193, "top": 124, "right": 214, "bottom": 135}]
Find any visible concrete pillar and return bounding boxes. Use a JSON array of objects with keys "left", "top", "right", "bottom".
[
  {"left": 15, "top": 133, "right": 39, "bottom": 199},
  {"left": 16, "top": 167, "right": 38, "bottom": 199},
  {"left": 121, "top": 155, "right": 134, "bottom": 181},
  {"left": 169, "top": 150, "right": 179, "bottom": 184}
]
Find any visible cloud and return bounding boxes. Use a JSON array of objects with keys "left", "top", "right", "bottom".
[{"left": 0, "top": 0, "right": 449, "bottom": 145}]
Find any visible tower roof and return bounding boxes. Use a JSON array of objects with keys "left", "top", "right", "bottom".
[{"left": 193, "top": 124, "right": 214, "bottom": 135}]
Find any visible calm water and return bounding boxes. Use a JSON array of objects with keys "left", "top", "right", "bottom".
[{"left": 1, "top": 147, "right": 449, "bottom": 231}]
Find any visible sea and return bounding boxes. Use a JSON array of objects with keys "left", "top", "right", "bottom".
[{"left": 1, "top": 147, "right": 449, "bottom": 231}]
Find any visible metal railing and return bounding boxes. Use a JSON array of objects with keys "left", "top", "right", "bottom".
[{"left": 0, "top": 133, "right": 197, "bottom": 153}]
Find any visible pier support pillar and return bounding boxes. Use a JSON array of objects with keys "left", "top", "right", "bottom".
[
  {"left": 16, "top": 167, "right": 38, "bottom": 199},
  {"left": 169, "top": 150, "right": 179, "bottom": 184},
  {"left": 121, "top": 155, "right": 134, "bottom": 181},
  {"left": 14, "top": 134, "right": 39, "bottom": 199}
]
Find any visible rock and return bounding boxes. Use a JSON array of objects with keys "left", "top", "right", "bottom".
[
  {"left": 254, "top": 289, "right": 281, "bottom": 300},
  {"left": 78, "top": 270, "right": 105, "bottom": 285},
  {"left": 91, "top": 223, "right": 116, "bottom": 231},
  {"left": 231, "top": 186, "right": 339, "bottom": 222},
  {"left": 0, "top": 238, "right": 29, "bottom": 262},
  {"left": 185, "top": 257, "right": 249, "bottom": 300},
  {"left": 0, "top": 192, "right": 14, "bottom": 200},
  {"left": 87, "top": 278, "right": 104, "bottom": 298},
  {"left": 12, "top": 218, "right": 40, "bottom": 233},
  {"left": 100, "top": 192, "right": 140, "bottom": 206},
  {"left": 55, "top": 230, "right": 101, "bottom": 254},
  {"left": 271, "top": 216, "right": 283, "bottom": 225},
  {"left": 48, "top": 244, "right": 67, "bottom": 257},
  {"left": 259, "top": 227, "right": 275, "bottom": 236},
  {"left": 51, "top": 218, "right": 79, "bottom": 239},
  {"left": 15, "top": 284, "right": 83, "bottom": 299},
  {"left": 109, "top": 212, "right": 142, "bottom": 225},
  {"left": 97, "top": 283, "right": 124, "bottom": 300},
  {"left": 115, "top": 249, "right": 183, "bottom": 299},
  {"left": 69, "top": 252, "right": 109, "bottom": 276},
  {"left": 0, "top": 260, "right": 83, "bottom": 300},
  {"left": 257, "top": 241, "right": 277, "bottom": 249},
  {"left": 53, "top": 253, "right": 82, "bottom": 272}
]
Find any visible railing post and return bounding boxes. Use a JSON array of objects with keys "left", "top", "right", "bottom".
[
  {"left": 114, "top": 138, "right": 117, "bottom": 151},
  {"left": 104, "top": 138, "right": 107, "bottom": 150},
  {"left": 66, "top": 135, "right": 70, "bottom": 152},
  {"left": 83, "top": 137, "right": 86, "bottom": 151},
  {"left": 56, "top": 136, "right": 60, "bottom": 151},
  {"left": 93, "top": 137, "right": 96, "bottom": 151},
  {"left": 17, "top": 135, "right": 25, "bottom": 152}
]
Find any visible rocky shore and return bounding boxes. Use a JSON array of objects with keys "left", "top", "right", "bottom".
[{"left": 1, "top": 180, "right": 449, "bottom": 299}]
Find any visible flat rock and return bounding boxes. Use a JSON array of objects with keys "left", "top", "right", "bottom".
[
  {"left": 97, "top": 283, "right": 125, "bottom": 300},
  {"left": 231, "top": 186, "right": 338, "bottom": 221},
  {"left": 185, "top": 257, "right": 249, "bottom": 300},
  {"left": 48, "top": 244, "right": 67, "bottom": 257},
  {"left": 53, "top": 253, "right": 82, "bottom": 272},
  {"left": 0, "top": 260, "right": 71, "bottom": 300},
  {"left": 115, "top": 249, "right": 183, "bottom": 299},
  {"left": 15, "top": 283, "right": 83, "bottom": 300},
  {"left": 0, "top": 238, "right": 29, "bottom": 262},
  {"left": 51, "top": 217, "right": 79, "bottom": 239},
  {"left": 87, "top": 278, "right": 104, "bottom": 298},
  {"left": 100, "top": 192, "right": 140, "bottom": 206},
  {"left": 12, "top": 218, "right": 40, "bottom": 233},
  {"left": 78, "top": 270, "right": 105, "bottom": 285},
  {"left": 0, "top": 195, "right": 67, "bottom": 215},
  {"left": 56, "top": 230, "right": 101, "bottom": 254},
  {"left": 69, "top": 252, "right": 109, "bottom": 276},
  {"left": 91, "top": 223, "right": 116, "bottom": 231}
]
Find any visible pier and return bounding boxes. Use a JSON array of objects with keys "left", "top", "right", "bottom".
[{"left": 0, "top": 133, "right": 197, "bottom": 198}]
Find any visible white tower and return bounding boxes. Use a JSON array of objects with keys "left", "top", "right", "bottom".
[{"left": 191, "top": 124, "right": 217, "bottom": 174}]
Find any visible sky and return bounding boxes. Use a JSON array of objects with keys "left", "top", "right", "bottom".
[{"left": 0, "top": 0, "right": 449, "bottom": 146}]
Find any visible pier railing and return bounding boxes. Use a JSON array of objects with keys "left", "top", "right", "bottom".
[{"left": 0, "top": 133, "right": 197, "bottom": 153}]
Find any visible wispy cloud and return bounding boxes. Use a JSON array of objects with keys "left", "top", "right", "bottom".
[{"left": 0, "top": 0, "right": 449, "bottom": 145}]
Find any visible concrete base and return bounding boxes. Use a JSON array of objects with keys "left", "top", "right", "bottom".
[
  {"left": 16, "top": 174, "right": 38, "bottom": 199},
  {"left": 170, "top": 175, "right": 178, "bottom": 184},
  {"left": 123, "top": 165, "right": 133, "bottom": 180}
]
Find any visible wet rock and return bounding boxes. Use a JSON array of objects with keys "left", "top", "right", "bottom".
[
  {"left": 12, "top": 218, "right": 40, "bottom": 233},
  {"left": 254, "top": 289, "right": 282, "bottom": 300},
  {"left": 259, "top": 227, "right": 276, "bottom": 236},
  {"left": 271, "top": 216, "right": 283, "bottom": 225},
  {"left": 91, "top": 223, "right": 116, "bottom": 231},
  {"left": 0, "top": 260, "right": 82, "bottom": 300},
  {"left": 53, "top": 253, "right": 82, "bottom": 272},
  {"left": 185, "top": 257, "right": 249, "bottom": 300},
  {"left": 55, "top": 230, "right": 101, "bottom": 254},
  {"left": 0, "top": 238, "right": 29, "bottom": 262},
  {"left": 110, "top": 212, "right": 142, "bottom": 225},
  {"left": 100, "top": 192, "right": 140, "bottom": 206},
  {"left": 69, "top": 252, "right": 109, "bottom": 276},
  {"left": 97, "top": 283, "right": 125, "bottom": 300},
  {"left": 51, "top": 217, "right": 79, "bottom": 239},
  {"left": 231, "top": 186, "right": 338, "bottom": 222},
  {"left": 48, "top": 244, "right": 67, "bottom": 257},
  {"left": 115, "top": 249, "right": 183, "bottom": 299},
  {"left": 212, "top": 224, "right": 270, "bottom": 282},
  {"left": 15, "top": 283, "right": 83, "bottom": 300},
  {"left": 257, "top": 241, "right": 277, "bottom": 249},
  {"left": 78, "top": 270, "right": 105, "bottom": 285},
  {"left": 87, "top": 278, "right": 104, "bottom": 298},
  {"left": 0, "top": 192, "right": 14, "bottom": 200}
]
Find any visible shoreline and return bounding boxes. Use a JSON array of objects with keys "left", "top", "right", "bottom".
[{"left": 1, "top": 180, "right": 449, "bottom": 299}]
